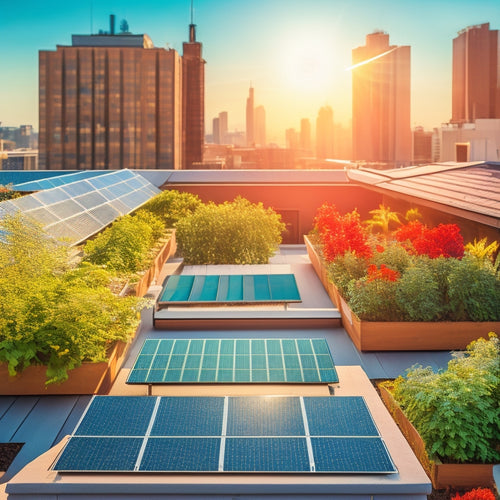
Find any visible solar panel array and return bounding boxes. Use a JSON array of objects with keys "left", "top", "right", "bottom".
[
  {"left": 0, "top": 169, "right": 159, "bottom": 245},
  {"left": 127, "top": 338, "right": 338, "bottom": 384},
  {"left": 12, "top": 170, "right": 109, "bottom": 191},
  {"left": 158, "top": 274, "right": 301, "bottom": 305},
  {"left": 53, "top": 396, "right": 397, "bottom": 474}
]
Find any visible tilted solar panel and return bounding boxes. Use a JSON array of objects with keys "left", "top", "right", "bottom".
[
  {"left": 157, "top": 274, "right": 301, "bottom": 305},
  {"left": 126, "top": 338, "right": 339, "bottom": 385},
  {"left": 52, "top": 395, "right": 397, "bottom": 474}
]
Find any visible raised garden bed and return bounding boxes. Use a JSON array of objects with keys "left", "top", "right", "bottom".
[
  {"left": 0, "top": 340, "right": 130, "bottom": 396},
  {"left": 305, "top": 235, "right": 498, "bottom": 351},
  {"left": 379, "top": 383, "right": 495, "bottom": 489}
]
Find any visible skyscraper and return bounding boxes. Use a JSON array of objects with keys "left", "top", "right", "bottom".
[
  {"left": 39, "top": 25, "right": 182, "bottom": 170},
  {"left": 452, "top": 23, "right": 500, "bottom": 123},
  {"left": 218, "top": 111, "right": 228, "bottom": 144},
  {"left": 300, "top": 118, "right": 312, "bottom": 153},
  {"left": 254, "top": 105, "right": 266, "bottom": 146},
  {"left": 316, "top": 106, "right": 334, "bottom": 159},
  {"left": 246, "top": 86, "right": 255, "bottom": 146},
  {"left": 182, "top": 12, "right": 206, "bottom": 168},
  {"left": 351, "top": 31, "right": 411, "bottom": 166}
]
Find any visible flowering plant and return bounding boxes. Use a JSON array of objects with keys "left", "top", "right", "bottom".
[
  {"left": 312, "top": 203, "right": 499, "bottom": 321},
  {"left": 451, "top": 488, "right": 496, "bottom": 500}
]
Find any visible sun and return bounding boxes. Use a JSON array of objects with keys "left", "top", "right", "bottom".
[{"left": 282, "top": 36, "right": 334, "bottom": 94}]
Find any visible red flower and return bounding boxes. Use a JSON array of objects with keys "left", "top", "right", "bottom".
[
  {"left": 314, "top": 203, "right": 372, "bottom": 261},
  {"left": 376, "top": 244, "right": 385, "bottom": 253},
  {"left": 366, "top": 264, "right": 400, "bottom": 283},
  {"left": 452, "top": 488, "right": 496, "bottom": 500},
  {"left": 394, "top": 221, "right": 464, "bottom": 259}
]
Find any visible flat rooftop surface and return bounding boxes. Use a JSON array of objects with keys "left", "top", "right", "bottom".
[{"left": 1, "top": 245, "right": 453, "bottom": 494}]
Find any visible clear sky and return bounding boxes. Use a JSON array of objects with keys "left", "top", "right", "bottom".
[{"left": 1, "top": 0, "right": 499, "bottom": 145}]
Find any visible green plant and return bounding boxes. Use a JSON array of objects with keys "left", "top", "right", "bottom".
[
  {"left": 327, "top": 251, "right": 367, "bottom": 299},
  {"left": 141, "top": 189, "right": 201, "bottom": 227},
  {"left": 395, "top": 264, "right": 443, "bottom": 321},
  {"left": 0, "top": 214, "right": 146, "bottom": 384},
  {"left": 364, "top": 204, "right": 401, "bottom": 235},
  {"left": 83, "top": 214, "right": 157, "bottom": 273},
  {"left": 347, "top": 277, "right": 404, "bottom": 321},
  {"left": 175, "top": 197, "right": 285, "bottom": 265},
  {"left": 447, "top": 256, "right": 500, "bottom": 321},
  {"left": 391, "top": 334, "right": 500, "bottom": 463}
]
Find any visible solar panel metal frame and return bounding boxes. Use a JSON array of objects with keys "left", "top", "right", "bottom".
[
  {"left": 126, "top": 338, "right": 339, "bottom": 385},
  {"left": 52, "top": 395, "right": 397, "bottom": 475},
  {"left": 157, "top": 274, "right": 301, "bottom": 306}
]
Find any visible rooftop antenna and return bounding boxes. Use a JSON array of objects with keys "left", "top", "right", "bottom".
[
  {"left": 189, "top": 0, "right": 196, "bottom": 42},
  {"left": 90, "top": 0, "right": 93, "bottom": 34}
]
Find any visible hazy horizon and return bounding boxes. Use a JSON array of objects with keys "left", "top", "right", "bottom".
[{"left": 2, "top": 0, "right": 499, "bottom": 146}]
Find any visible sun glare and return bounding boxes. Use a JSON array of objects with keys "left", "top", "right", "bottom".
[{"left": 282, "top": 36, "right": 334, "bottom": 93}]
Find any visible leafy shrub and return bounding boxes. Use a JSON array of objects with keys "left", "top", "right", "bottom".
[
  {"left": 83, "top": 214, "right": 157, "bottom": 273},
  {"left": 447, "top": 256, "right": 500, "bottom": 321},
  {"left": 141, "top": 189, "right": 201, "bottom": 227},
  {"left": 0, "top": 184, "right": 21, "bottom": 201},
  {"left": 328, "top": 251, "right": 367, "bottom": 299},
  {"left": 395, "top": 264, "right": 443, "bottom": 321},
  {"left": 347, "top": 278, "right": 403, "bottom": 321},
  {"left": 391, "top": 334, "right": 500, "bottom": 463},
  {"left": 372, "top": 241, "right": 413, "bottom": 273},
  {"left": 175, "top": 197, "right": 285, "bottom": 265},
  {"left": 0, "top": 215, "right": 145, "bottom": 384}
]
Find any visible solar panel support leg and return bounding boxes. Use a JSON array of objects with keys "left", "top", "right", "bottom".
[{"left": 148, "top": 384, "right": 153, "bottom": 396}]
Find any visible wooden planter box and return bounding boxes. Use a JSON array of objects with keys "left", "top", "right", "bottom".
[
  {"left": 379, "top": 383, "right": 495, "bottom": 489},
  {"left": 304, "top": 235, "right": 340, "bottom": 307},
  {"left": 305, "top": 235, "right": 498, "bottom": 351},
  {"left": 0, "top": 340, "right": 130, "bottom": 396}
]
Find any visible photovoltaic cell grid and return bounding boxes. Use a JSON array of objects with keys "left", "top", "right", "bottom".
[
  {"left": 0, "top": 169, "right": 159, "bottom": 245},
  {"left": 53, "top": 396, "right": 397, "bottom": 474},
  {"left": 126, "top": 338, "right": 338, "bottom": 384},
  {"left": 157, "top": 274, "right": 301, "bottom": 305}
]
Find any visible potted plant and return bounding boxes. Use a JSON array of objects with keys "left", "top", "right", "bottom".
[
  {"left": 306, "top": 203, "right": 500, "bottom": 350},
  {"left": 378, "top": 334, "right": 499, "bottom": 489}
]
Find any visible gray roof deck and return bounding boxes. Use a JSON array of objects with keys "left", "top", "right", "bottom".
[{"left": 0, "top": 245, "right": 454, "bottom": 496}]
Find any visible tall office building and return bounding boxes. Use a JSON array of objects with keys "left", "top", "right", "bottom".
[
  {"left": 218, "top": 111, "right": 228, "bottom": 144},
  {"left": 254, "top": 105, "right": 266, "bottom": 146},
  {"left": 39, "top": 20, "right": 183, "bottom": 170},
  {"left": 452, "top": 23, "right": 500, "bottom": 123},
  {"left": 182, "top": 14, "right": 205, "bottom": 168},
  {"left": 351, "top": 31, "right": 411, "bottom": 166},
  {"left": 246, "top": 86, "right": 255, "bottom": 146},
  {"left": 300, "top": 118, "right": 312, "bottom": 153},
  {"left": 316, "top": 106, "right": 334, "bottom": 159}
]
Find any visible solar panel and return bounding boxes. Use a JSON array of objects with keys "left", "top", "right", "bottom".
[
  {"left": 53, "top": 396, "right": 397, "bottom": 474},
  {"left": 126, "top": 338, "right": 339, "bottom": 385},
  {"left": 1, "top": 169, "right": 160, "bottom": 246},
  {"left": 157, "top": 274, "right": 301, "bottom": 306}
]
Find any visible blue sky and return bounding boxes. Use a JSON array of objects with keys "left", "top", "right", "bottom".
[{"left": 1, "top": 0, "right": 499, "bottom": 144}]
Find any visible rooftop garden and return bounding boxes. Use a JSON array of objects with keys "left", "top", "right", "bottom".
[{"left": 310, "top": 202, "right": 500, "bottom": 322}]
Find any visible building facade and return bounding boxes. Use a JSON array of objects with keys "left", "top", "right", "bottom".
[
  {"left": 246, "top": 86, "right": 255, "bottom": 147},
  {"left": 352, "top": 31, "right": 411, "bottom": 167},
  {"left": 254, "top": 105, "right": 266, "bottom": 146},
  {"left": 39, "top": 33, "right": 182, "bottom": 170},
  {"left": 300, "top": 118, "right": 312, "bottom": 153},
  {"left": 412, "top": 127, "right": 433, "bottom": 164},
  {"left": 316, "top": 106, "right": 334, "bottom": 159},
  {"left": 182, "top": 22, "right": 205, "bottom": 169},
  {"left": 452, "top": 23, "right": 500, "bottom": 124}
]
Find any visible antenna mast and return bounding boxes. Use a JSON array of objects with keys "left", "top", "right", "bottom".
[{"left": 189, "top": 0, "right": 196, "bottom": 42}]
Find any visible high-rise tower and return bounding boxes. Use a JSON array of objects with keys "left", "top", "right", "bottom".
[
  {"left": 39, "top": 19, "right": 182, "bottom": 170},
  {"left": 246, "top": 86, "right": 255, "bottom": 146},
  {"left": 351, "top": 31, "right": 411, "bottom": 166},
  {"left": 182, "top": 3, "right": 205, "bottom": 168},
  {"left": 452, "top": 23, "right": 500, "bottom": 123},
  {"left": 316, "top": 107, "right": 334, "bottom": 159}
]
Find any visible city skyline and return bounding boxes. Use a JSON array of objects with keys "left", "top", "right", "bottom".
[{"left": 2, "top": 0, "right": 500, "bottom": 146}]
